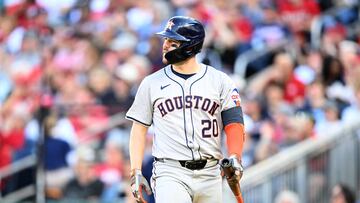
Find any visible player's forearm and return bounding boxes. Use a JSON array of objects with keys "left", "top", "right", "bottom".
[
  {"left": 224, "top": 123, "right": 245, "bottom": 159},
  {"left": 129, "top": 122, "right": 148, "bottom": 170}
]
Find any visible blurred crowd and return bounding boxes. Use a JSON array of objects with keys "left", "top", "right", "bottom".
[{"left": 0, "top": 0, "right": 359, "bottom": 202}]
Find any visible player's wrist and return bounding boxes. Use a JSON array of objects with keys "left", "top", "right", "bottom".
[
  {"left": 229, "top": 154, "right": 242, "bottom": 164},
  {"left": 229, "top": 155, "right": 243, "bottom": 173},
  {"left": 130, "top": 168, "right": 142, "bottom": 177}
]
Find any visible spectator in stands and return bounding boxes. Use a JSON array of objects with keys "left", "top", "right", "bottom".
[
  {"left": 316, "top": 100, "right": 342, "bottom": 137},
  {"left": 87, "top": 66, "right": 116, "bottom": 106},
  {"left": 43, "top": 112, "right": 73, "bottom": 200},
  {"left": 269, "top": 103, "right": 297, "bottom": 147},
  {"left": 276, "top": 0, "right": 320, "bottom": 33},
  {"left": 251, "top": 4, "right": 288, "bottom": 49},
  {"left": 242, "top": 93, "right": 266, "bottom": 142},
  {"left": 253, "top": 139, "right": 279, "bottom": 164},
  {"left": 108, "top": 31, "right": 139, "bottom": 68},
  {"left": 253, "top": 121, "right": 279, "bottom": 163},
  {"left": 199, "top": 1, "right": 240, "bottom": 71},
  {"left": 274, "top": 189, "right": 301, "bottom": 203},
  {"left": 65, "top": 87, "right": 109, "bottom": 145},
  {"left": 94, "top": 137, "right": 126, "bottom": 203},
  {"left": 342, "top": 81, "right": 360, "bottom": 123},
  {"left": 331, "top": 183, "right": 356, "bottom": 203},
  {"left": 308, "top": 172, "right": 327, "bottom": 203},
  {"left": 330, "top": 0, "right": 359, "bottom": 25},
  {"left": 322, "top": 56, "right": 345, "bottom": 87},
  {"left": 293, "top": 49, "right": 322, "bottom": 85},
  {"left": 247, "top": 52, "right": 306, "bottom": 107},
  {"left": 0, "top": 109, "right": 26, "bottom": 194},
  {"left": 288, "top": 111, "right": 316, "bottom": 141},
  {"left": 273, "top": 52, "right": 306, "bottom": 106},
  {"left": 263, "top": 81, "right": 286, "bottom": 118},
  {"left": 338, "top": 41, "right": 359, "bottom": 86},
  {"left": 248, "top": 5, "right": 289, "bottom": 76},
  {"left": 240, "top": 0, "right": 268, "bottom": 27},
  {"left": 227, "top": 4, "right": 254, "bottom": 56},
  {"left": 321, "top": 22, "right": 347, "bottom": 57},
  {"left": 0, "top": 67, "right": 36, "bottom": 193},
  {"left": 301, "top": 79, "right": 327, "bottom": 126},
  {"left": 63, "top": 147, "right": 104, "bottom": 202}
]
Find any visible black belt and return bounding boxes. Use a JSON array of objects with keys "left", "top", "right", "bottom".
[{"left": 155, "top": 157, "right": 217, "bottom": 170}]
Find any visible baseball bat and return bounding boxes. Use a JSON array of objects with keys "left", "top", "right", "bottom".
[{"left": 220, "top": 158, "right": 244, "bottom": 203}]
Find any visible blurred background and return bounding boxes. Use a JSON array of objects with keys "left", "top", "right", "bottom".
[{"left": 0, "top": 0, "right": 359, "bottom": 203}]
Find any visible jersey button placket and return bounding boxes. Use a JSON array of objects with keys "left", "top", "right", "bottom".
[{"left": 184, "top": 82, "right": 194, "bottom": 153}]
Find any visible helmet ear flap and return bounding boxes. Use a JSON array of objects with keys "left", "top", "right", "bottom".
[
  {"left": 183, "top": 39, "right": 204, "bottom": 56},
  {"left": 165, "top": 39, "right": 204, "bottom": 64}
]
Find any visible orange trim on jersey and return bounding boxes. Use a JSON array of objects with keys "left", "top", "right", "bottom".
[{"left": 224, "top": 123, "right": 245, "bottom": 158}]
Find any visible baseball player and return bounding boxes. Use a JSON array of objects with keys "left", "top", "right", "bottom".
[{"left": 126, "top": 16, "right": 245, "bottom": 203}]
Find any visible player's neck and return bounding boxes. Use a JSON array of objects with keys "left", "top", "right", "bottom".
[{"left": 172, "top": 57, "right": 201, "bottom": 74}]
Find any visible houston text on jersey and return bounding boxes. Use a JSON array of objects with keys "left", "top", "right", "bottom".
[{"left": 157, "top": 95, "right": 220, "bottom": 117}]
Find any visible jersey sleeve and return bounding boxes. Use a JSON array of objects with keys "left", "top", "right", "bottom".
[
  {"left": 220, "top": 73, "right": 242, "bottom": 112},
  {"left": 125, "top": 77, "right": 153, "bottom": 126}
]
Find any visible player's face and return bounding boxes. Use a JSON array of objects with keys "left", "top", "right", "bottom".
[{"left": 162, "top": 38, "right": 181, "bottom": 64}]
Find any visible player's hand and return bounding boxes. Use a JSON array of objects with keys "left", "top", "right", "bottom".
[
  {"left": 228, "top": 156, "right": 243, "bottom": 183},
  {"left": 130, "top": 169, "right": 152, "bottom": 203},
  {"left": 221, "top": 156, "right": 243, "bottom": 183}
]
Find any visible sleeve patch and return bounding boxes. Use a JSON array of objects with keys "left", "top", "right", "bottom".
[{"left": 231, "top": 88, "right": 241, "bottom": 107}]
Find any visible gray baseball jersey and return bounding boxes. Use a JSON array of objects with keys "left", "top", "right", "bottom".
[{"left": 126, "top": 63, "right": 241, "bottom": 161}]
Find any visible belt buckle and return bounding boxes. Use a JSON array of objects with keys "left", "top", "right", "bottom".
[{"left": 184, "top": 160, "right": 207, "bottom": 170}]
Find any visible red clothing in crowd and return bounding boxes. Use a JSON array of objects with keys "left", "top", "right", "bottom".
[
  {"left": 0, "top": 129, "right": 25, "bottom": 168},
  {"left": 69, "top": 105, "right": 109, "bottom": 144},
  {"left": 232, "top": 16, "right": 253, "bottom": 43},
  {"left": 277, "top": 0, "right": 320, "bottom": 16},
  {"left": 0, "top": 129, "right": 25, "bottom": 189},
  {"left": 276, "top": 0, "right": 320, "bottom": 32},
  {"left": 284, "top": 74, "right": 306, "bottom": 104}
]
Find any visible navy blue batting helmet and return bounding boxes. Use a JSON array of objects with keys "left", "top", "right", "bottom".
[{"left": 156, "top": 16, "right": 205, "bottom": 64}]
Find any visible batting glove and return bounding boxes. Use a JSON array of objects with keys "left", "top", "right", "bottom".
[
  {"left": 223, "top": 155, "right": 244, "bottom": 183},
  {"left": 130, "top": 169, "right": 152, "bottom": 203}
]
